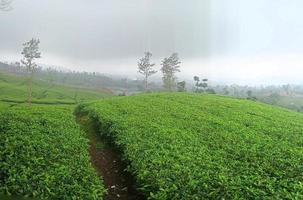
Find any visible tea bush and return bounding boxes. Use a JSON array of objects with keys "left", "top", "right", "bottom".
[
  {"left": 0, "top": 106, "right": 106, "bottom": 199},
  {"left": 78, "top": 93, "right": 303, "bottom": 199}
]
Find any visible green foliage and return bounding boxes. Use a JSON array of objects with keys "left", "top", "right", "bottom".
[
  {"left": 160, "top": 53, "right": 181, "bottom": 91},
  {"left": 0, "top": 106, "right": 106, "bottom": 199},
  {"left": 194, "top": 76, "right": 208, "bottom": 93},
  {"left": 177, "top": 81, "right": 186, "bottom": 92},
  {"left": 138, "top": 52, "right": 157, "bottom": 90},
  {"left": 0, "top": 102, "right": 10, "bottom": 111},
  {"left": 0, "top": 72, "right": 112, "bottom": 104},
  {"left": 79, "top": 93, "right": 303, "bottom": 199}
]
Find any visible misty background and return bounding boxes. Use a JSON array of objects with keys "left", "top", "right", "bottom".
[{"left": 1, "top": 0, "right": 303, "bottom": 85}]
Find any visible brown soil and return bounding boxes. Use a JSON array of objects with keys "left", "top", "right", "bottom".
[{"left": 76, "top": 115, "right": 145, "bottom": 200}]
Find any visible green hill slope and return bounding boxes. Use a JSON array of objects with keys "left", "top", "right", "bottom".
[
  {"left": 77, "top": 93, "right": 303, "bottom": 199},
  {"left": 0, "top": 106, "right": 106, "bottom": 199},
  {"left": 0, "top": 72, "right": 112, "bottom": 104}
]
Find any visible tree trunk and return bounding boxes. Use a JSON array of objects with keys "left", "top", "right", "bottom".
[
  {"left": 28, "top": 71, "right": 33, "bottom": 106},
  {"left": 145, "top": 75, "right": 148, "bottom": 91},
  {"left": 168, "top": 78, "right": 172, "bottom": 92}
]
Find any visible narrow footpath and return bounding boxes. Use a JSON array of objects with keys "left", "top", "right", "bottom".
[{"left": 76, "top": 114, "right": 145, "bottom": 200}]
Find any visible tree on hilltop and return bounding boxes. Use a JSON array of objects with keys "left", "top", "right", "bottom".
[
  {"left": 161, "top": 53, "right": 181, "bottom": 91},
  {"left": 194, "top": 76, "right": 208, "bottom": 93},
  {"left": 177, "top": 81, "right": 186, "bottom": 92},
  {"left": 21, "top": 38, "right": 41, "bottom": 106},
  {"left": 138, "top": 52, "right": 157, "bottom": 91}
]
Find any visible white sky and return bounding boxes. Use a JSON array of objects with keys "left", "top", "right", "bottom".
[{"left": 1, "top": 0, "right": 303, "bottom": 85}]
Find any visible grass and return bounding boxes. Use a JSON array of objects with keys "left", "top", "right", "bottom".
[
  {"left": 0, "top": 105, "right": 106, "bottom": 199},
  {"left": 0, "top": 72, "right": 112, "bottom": 104},
  {"left": 77, "top": 93, "right": 303, "bottom": 199}
]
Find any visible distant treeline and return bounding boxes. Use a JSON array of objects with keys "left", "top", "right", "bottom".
[
  {"left": 213, "top": 84, "right": 303, "bottom": 112},
  {"left": 2, "top": 60, "right": 303, "bottom": 112}
]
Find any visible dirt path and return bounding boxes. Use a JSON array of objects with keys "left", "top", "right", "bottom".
[{"left": 76, "top": 114, "right": 145, "bottom": 200}]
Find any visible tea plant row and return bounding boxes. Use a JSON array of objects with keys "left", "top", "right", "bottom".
[
  {"left": 0, "top": 106, "right": 106, "bottom": 199},
  {"left": 79, "top": 93, "right": 303, "bottom": 199}
]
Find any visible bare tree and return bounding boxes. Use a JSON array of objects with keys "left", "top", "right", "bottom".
[
  {"left": 138, "top": 52, "right": 157, "bottom": 91},
  {"left": 0, "top": 0, "right": 13, "bottom": 11},
  {"left": 21, "top": 38, "right": 41, "bottom": 106},
  {"left": 161, "top": 53, "right": 181, "bottom": 91}
]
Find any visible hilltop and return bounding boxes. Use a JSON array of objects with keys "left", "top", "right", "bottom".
[
  {"left": 77, "top": 93, "right": 303, "bottom": 199},
  {"left": 0, "top": 72, "right": 112, "bottom": 105}
]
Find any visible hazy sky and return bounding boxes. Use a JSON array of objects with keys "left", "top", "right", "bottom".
[{"left": 1, "top": 0, "right": 303, "bottom": 85}]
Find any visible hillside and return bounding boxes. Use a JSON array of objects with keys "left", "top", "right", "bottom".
[
  {"left": 0, "top": 106, "right": 105, "bottom": 199},
  {"left": 0, "top": 72, "right": 112, "bottom": 104},
  {"left": 77, "top": 93, "right": 303, "bottom": 199},
  {"left": 0, "top": 62, "right": 145, "bottom": 94}
]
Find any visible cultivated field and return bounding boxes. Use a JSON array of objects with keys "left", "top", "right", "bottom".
[
  {"left": 0, "top": 106, "right": 106, "bottom": 199},
  {"left": 1, "top": 92, "right": 303, "bottom": 199},
  {"left": 77, "top": 93, "right": 303, "bottom": 199},
  {"left": 0, "top": 72, "right": 112, "bottom": 105}
]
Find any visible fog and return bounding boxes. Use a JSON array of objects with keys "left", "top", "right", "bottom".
[{"left": 1, "top": 0, "right": 303, "bottom": 85}]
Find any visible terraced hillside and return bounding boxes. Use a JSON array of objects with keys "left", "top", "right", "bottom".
[
  {"left": 77, "top": 93, "right": 303, "bottom": 199},
  {"left": 0, "top": 72, "right": 112, "bottom": 104}
]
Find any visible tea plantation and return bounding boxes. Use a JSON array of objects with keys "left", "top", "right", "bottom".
[
  {"left": 0, "top": 72, "right": 112, "bottom": 104},
  {"left": 0, "top": 106, "right": 106, "bottom": 199},
  {"left": 78, "top": 93, "right": 303, "bottom": 199}
]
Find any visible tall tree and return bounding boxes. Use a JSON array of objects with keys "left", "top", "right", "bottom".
[
  {"left": 21, "top": 38, "right": 41, "bottom": 106},
  {"left": 138, "top": 52, "right": 157, "bottom": 90},
  {"left": 0, "top": 0, "right": 12, "bottom": 11},
  {"left": 177, "top": 81, "right": 186, "bottom": 92},
  {"left": 193, "top": 76, "right": 200, "bottom": 92},
  {"left": 193, "top": 76, "right": 208, "bottom": 93},
  {"left": 161, "top": 53, "right": 181, "bottom": 91},
  {"left": 201, "top": 78, "right": 208, "bottom": 91}
]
